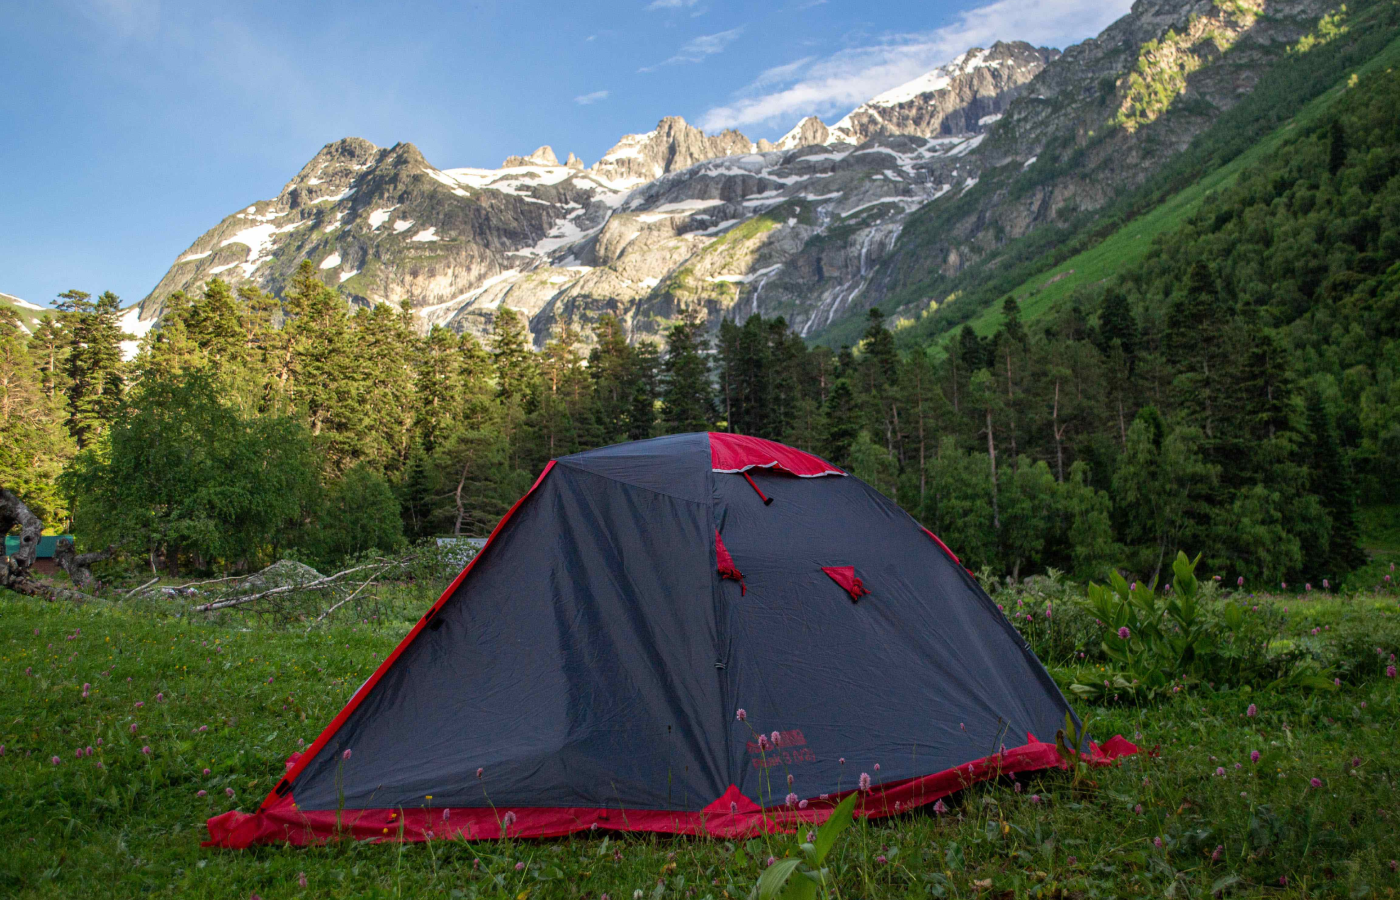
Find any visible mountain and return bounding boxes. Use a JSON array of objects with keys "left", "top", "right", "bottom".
[
  {"left": 827, "top": 42, "right": 1059, "bottom": 145},
  {"left": 133, "top": 42, "right": 1052, "bottom": 347},
  {"left": 135, "top": 0, "right": 1342, "bottom": 350}
]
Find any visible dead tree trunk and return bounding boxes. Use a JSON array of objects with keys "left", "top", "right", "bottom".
[
  {"left": 54, "top": 537, "right": 120, "bottom": 591},
  {"left": 1, "top": 487, "right": 99, "bottom": 603},
  {"left": 1, "top": 488, "right": 43, "bottom": 571}
]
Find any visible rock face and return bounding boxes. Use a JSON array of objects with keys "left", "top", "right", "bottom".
[
  {"left": 135, "top": 0, "right": 1336, "bottom": 349},
  {"left": 589, "top": 117, "right": 758, "bottom": 189},
  {"left": 828, "top": 42, "right": 1059, "bottom": 144}
]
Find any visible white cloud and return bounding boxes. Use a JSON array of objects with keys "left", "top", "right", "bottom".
[
  {"left": 646, "top": 0, "right": 702, "bottom": 8},
  {"left": 574, "top": 90, "right": 610, "bottom": 105},
  {"left": 642, "top": 26, "right": 743, "bottom": 70},
  {"left": 699, "top": 0, "right": 1132, "bottom": 131}
]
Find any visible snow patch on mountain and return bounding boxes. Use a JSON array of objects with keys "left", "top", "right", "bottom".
[{"left": 118, "top": 304, "right": 156, "bottom": 361}]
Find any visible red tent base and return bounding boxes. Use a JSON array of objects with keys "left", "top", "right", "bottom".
[{"left": 205, "top": 735, "right": 1136, "bottom": 848}]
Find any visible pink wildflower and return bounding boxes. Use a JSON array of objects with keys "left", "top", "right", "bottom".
[
  {"left": 873, "top": 763, "right": 880, "bottom": 772},
  {"left": 1323, "top": 579, "right": 1329, "bottom": 589},
  {"left": 771, "top": 731, "right": 781, "bottom": 747},
  {"left": 226, "top": 787, "right": 235, "bottom": 797},
  {"left": 156, "top": 692, "right": 164, "bottom": 701},
  {"left": 859, "top": 772, "right": 871, "bottom": 792},
  {"left": 51, "top": 756, "right": 60, "bottom": 765},
  {"left": 786, "top": 792, "right": 798, "bottom": 807},
  {"left": 875, "top": 855, "right": 887, "bottom": 864},
  {"left": 735, "top": 709, "right": 746, "bottom": 721},
  {"left": 1134, "top": 804, "right": 1143, "bottom": 814},
  {"left": 515, "top": 862, "right": 525, "bottom": 871},
  {"left": 933, "top": 799, "right": 947, "bottom": 814},
  {"left": 298, "top": 873, "right": 308, "bottom": 888},
  {"left": 798, "top": 799, "right": 808, "bottom": 809},
  {"left": 129, "top": 724, "right": 138, "bottom": 733},
  {"left": 1212, "top": 845, "right": 1223, "bottom": 861},
  {"left": 502, "top": 810, "right": 517, "bottom": 830},
  {"left": 142, "top": 746, "right": 151, "bottom": 755},
  {"left": 203, "top": 768, "right": 211, "bottom": 775},
  {"left": 1153, "top": 837, "right": 1163, "bottom": 849},
  {"left": 1118, "top": 626, "right": 1130, "bottom": 640},
  {"left": 838, "top": 757, "right": 845, "bottom": 765},
  {"left": 134, "top": 701, "right": 144, "bottom": 708},
  {"left": 197, "top": 790, "right": 207, "bottom": 797},
  {"left": 729, "top": 801, "right": 737, "bottom": 815},
  {"left": 1237, "top": 576, "right": 1244, "bottom": 587},
  {"left": 1030, "top": 794, "right": 1041, "bottom": 805},
  {"left": 786, "top": 774, "right": 793, "bottom": 786},
  {"left": 342, "top": 749, "right": 352, "bottom": 760},
  {"left": 476, "top": 767, "right": 483, "bottom": 778},
  {"left": 1251, "top": 750, "right": 1260, "bottom": 763},
  {"left": 1215, "top": 767, "right": 1225, "bottom": 777},
  {"left": 1388, "top": 665, "right": 1396, "bottom": 679},
  {"left": 1352, "top": 757, "right": 1361, "bottom": 768},
  {"left": 1310, "top": 777, "right": 1322, "bottom": 788},
  {"left": 1246, "top": 703, "right": 1257, "bottom": 718}
]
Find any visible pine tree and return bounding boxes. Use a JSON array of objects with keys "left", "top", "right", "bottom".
[
  {"left": 1303, "top": 391, "right": 1367, "bottom": 577},
  {"left": 1096, "top": 288, "right": 1138, "bottom": 367},
  {"left": 1328, "top": 119, "right": 1346, "bottom": 176},
  {"left": 489, "top": 307, "right": 538, "bottom": 402},
  {"left": 1, "top": 308, "right": 76, "bottom": 524},
  {"left": 55, "top": 289, "right": 127, "bottom": 447},
  {"left": 821, "top": 378, "right": 859, "bottom": 468},
  {"left": 660, "top": 317, "right": 714, "bottom": 433}
]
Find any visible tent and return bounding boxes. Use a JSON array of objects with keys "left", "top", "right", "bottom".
[{"left": 207, "top": 433, "right": 1134, "bottom": 847}]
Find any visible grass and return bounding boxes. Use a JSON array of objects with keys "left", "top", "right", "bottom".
[{"left": 2, "top": 582, "right": 1398, "bottom": 899}]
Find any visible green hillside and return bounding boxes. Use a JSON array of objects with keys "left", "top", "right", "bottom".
[
  {"left": 950, "top": 28, "right": 1400, "bottom": 342},
  {"left": 807, "top": 0, "right": 1400, "bottom": 354},
  {"left": 0, "top": 292, "right": 50, "bottom": 333}
]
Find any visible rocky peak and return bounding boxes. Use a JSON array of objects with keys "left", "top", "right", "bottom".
[
  {"left": 503, "top": 145, "right": 561, "bottom": 168},
  {"left": 589, "top": 116, "right": 756, "bottom": 188},
  {"left": 564, "top": 152, "right": 584, "bottom": 170},
  {"left": 775, "top": 116, "right": 833, "bottom": 150},
  {"left": 829, "top": 41, "right": 1057, "bottom": 144}
]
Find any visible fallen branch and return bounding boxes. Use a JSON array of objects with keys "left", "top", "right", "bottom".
[
  {"left": 192, "top": 558, "right": 410, "bottom": 612},
  {"left": 125, "top": 577, "right": 161, "bottom": 598},
  {"left": 4, "top": 574, "right": 103, "bottom": 604},
  {"left": 175, "top": 573, "right": 246, "bottom": 590},
  {"left": 305, "top": 572, "right": 381, "bottom": 632}
]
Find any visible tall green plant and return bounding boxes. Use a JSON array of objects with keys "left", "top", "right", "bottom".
[{"left": 751, "top": 792, "right": 859, "bottom": 900}]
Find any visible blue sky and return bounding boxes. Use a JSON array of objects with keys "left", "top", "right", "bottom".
[{"left": 0, "top": 0, "right": 1131, "bottom": 309}]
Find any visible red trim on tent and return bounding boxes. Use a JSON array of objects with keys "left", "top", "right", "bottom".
[
  {"left": 205, "top": 736, "right": 1136, "bottom": 847},
  {"left": 921, "top": 528, "right": 962, "bottom": 566},
  {"left": 709, "top": 433, "right": 844, "bottom": 477},
  {"left": 250, "top": 461, "right": 558, "bottom": 813},
  {"left": 715, "top": 530, "right": 745, "bottom": 594},
  {"left": 822, "top": 565, "right": 870, "bottom": 602}
]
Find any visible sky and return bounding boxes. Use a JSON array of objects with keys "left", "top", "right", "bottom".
[{"left": 0, "top": 0, "right": 1132, "bottom": 309}]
